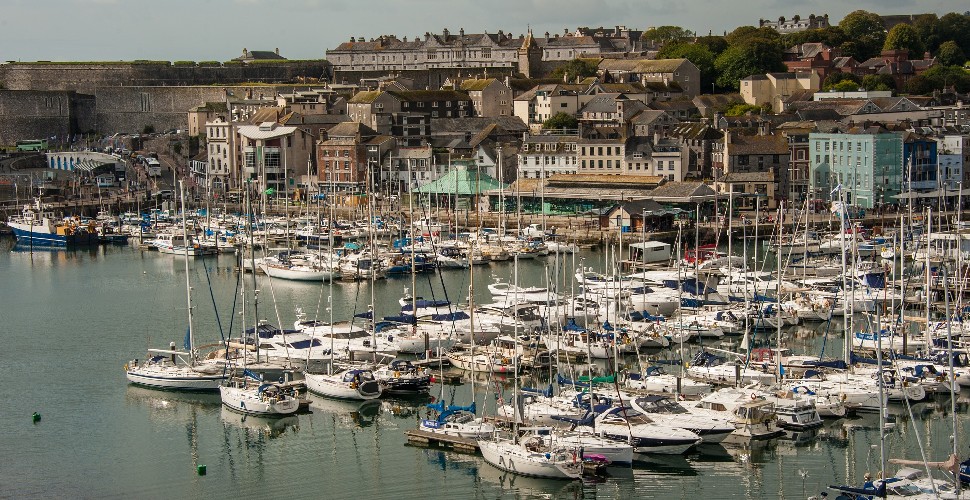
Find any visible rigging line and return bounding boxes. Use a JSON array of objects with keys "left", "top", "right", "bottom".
[{"left": 199, "top": 251, "right": 225, "bottom": 341}]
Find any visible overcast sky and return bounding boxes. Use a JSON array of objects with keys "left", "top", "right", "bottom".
[{"left": 2, "top": 0, "right": 967, "bottom": 62}]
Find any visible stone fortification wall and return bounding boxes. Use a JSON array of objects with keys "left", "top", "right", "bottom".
[
  {"left": 0, "top": 85, "right": 326, "bottom": 144},
  {"left": 0, "top": 61, "right": 332, "bottom": 93},
  {"left": 0, "top": 90, "right": 96, "bottom": 145}
]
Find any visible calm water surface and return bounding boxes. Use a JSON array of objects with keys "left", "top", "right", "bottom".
[{"left": 2, "top": 236, "right": 969, "bottom": 499}]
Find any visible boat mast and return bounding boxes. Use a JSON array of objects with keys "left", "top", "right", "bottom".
[
  {"left": 179, "top": 180, "right": 195, "bottom": 364},
  {"left": 775, "top": 202, "right": 782, "bottom": 383}
]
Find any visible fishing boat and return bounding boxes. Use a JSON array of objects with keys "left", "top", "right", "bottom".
[{"left": 7, "top": 199, "right": 99, "bottom": 247}]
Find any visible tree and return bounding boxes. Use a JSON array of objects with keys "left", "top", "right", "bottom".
[
  {"left": 549, "top": 58, "right": 598, "bottom": 83},
  {"left": 832, "top": 80, "right": 861, "bottom": 92},
  {"left": 883, "top": 24, "right": 924, "bottom": 56},
  {"left": 723, "top": 102, "right": 762, "bottom": 116},
  {"left": 862, "top": 74, "right": 896, "bottom": 91},
  {"left": 694, "top": 36, "right": 728, "bottom": 56},
  {"left": 725, "top": 26, "right": 780, "bottom": 46},
  {"left": 821, "top": 72, "right": 861, "bottom": 91},
  {"left": 912, "top": 14, "right": 942, "bottom": 53},
  {"left": 641, "top": 26, "right": 693, "bottom": 45},
  {"left": 542, "top": 112, "right": 577, "bottom": 131},
  {"left": 937, "top": 41, "right": 967, "bottom": 67},
  {"left": 657, "top": 42, "right": 716, "bottom": 90},
  {"left": 781, "top": 26, "right": 848, "bottom": 49},
  {"left": 714, "top": 37, "right": 786, "bottom": 90},
  {"left": 839, "top": 10, "right": 887, "bottom": 60},
  {"left": 938, "top": 13, "right": 970, "bottom": 56}
]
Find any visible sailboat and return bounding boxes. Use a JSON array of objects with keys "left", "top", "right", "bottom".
[
  {"left": 478, "top": 255, "right": 587, "bottom": 480},
  {"left": 303, "top": 178, "right": 384, "bottom": 401},
  {"left": 126, "top": 182, "right": 227, "bottom": 391},
  {"left": 219, "top": 183, "right": 300, "bottom": 417}
]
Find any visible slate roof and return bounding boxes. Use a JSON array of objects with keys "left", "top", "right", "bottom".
[
  {"left": 598, "top": 58, "right": 690, "bottom": 74},
  {"left": 430, "top": 117, "right": 528, "bottom": 134},
  {"left": 720, "top": 172, "right": 775, "bottom": 182},
  {"left": 728, "top": 133, "right": 789, "bottom": 155},
  {"left": 645, "top": 181, "right": 717, "bottom": 201},
  {"left": 325, "top": 121, "right": 377, "bottom": 138},
  {"left": 459, "top": 79, "right": 498, "bottom": 92}
]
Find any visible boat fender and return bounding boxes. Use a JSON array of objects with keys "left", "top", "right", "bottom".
[
  {"left": 750, "top": 393, "right": 758, "bottom": 400},
  {"left": 123, "top": 363, "right": 128, "bottom": 371}
]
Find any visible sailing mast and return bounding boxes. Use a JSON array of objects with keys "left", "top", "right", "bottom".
[{"left": 178, "top": 180, "right": 196, "bottom": 365}]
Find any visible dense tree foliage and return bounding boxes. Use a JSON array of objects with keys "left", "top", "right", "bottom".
[
  {"left": 861, "top": 74, "right": 896, "bottom": 92},
  {"left": 883, "top": 24, "right": 924, "bottom": 56},
  {"left": 838, "top": 10, "right": 887, "bottom": 60},
  {"left": 821, "top": 72, "right": 861, "bottom": 91},
  {"left": 936, "top": 41, "right": 967, "bottom": 67},
  {"left": 542, "top": 112, "right": 578, "bottom": 131},
  {"left": 641, "top": 26, "right": 694, "bottom": 45},
  {"left": 549, "top": 59, "right": 598, "bottom": 83},
  {"left": 714, "top": 36, "right": 786, "bottom": 90}
]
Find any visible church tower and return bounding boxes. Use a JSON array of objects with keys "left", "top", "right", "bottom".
[{"left": 517, "top": 29, "right": 542, "bottom": 78}]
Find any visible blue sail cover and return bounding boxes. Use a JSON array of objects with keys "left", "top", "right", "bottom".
[{"left": 183, "top": 326, "right": 191, "bottom": 350}]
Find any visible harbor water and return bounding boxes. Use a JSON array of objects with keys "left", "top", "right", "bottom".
[{"left": 2, "top": 236, "right": 970, "bottom": 499}]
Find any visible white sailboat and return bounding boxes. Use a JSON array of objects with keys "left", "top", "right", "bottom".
[{"left": 126, "top": 182, "right": 227, "bottom": 391}]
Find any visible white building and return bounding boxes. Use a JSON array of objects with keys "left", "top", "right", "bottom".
[{"left": 518, "top": 134, "right": 579, "bottom": 180}]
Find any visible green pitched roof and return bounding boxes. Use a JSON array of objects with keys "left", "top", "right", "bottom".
[{"left": 414, "top": 166, "right": 506, "bottom": 195}]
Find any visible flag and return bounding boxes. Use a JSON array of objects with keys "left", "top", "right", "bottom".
[{"left": 830, "top": 183, "right": 842, "bottom": 196}]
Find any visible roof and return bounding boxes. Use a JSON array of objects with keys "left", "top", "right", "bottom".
[
  {"left": 645, "top": 182, "right": 718, "bottom": 202},
  {"left": 728, "top": 133, "right": 789, "bottom": 155},
  {"left": 670, "top": 122, "right": 723, "bottom": 141},
  {"left": 431, "top": 116, "right": 528, "bottom": 134},
  {"left": 720, "top": 172, "right": 775, "bottom": 183},
  {"left": 236, "top": 123, "right": 298, "bottom": 140},
  {"left": 325, "top": 121, "right": 377, "bottom": 138},
  {"left": 598, "top": 58, "right": 690, "bottom": 74},
  {"left": 459, "top": 79, "right": 500, "bottom": 92},
  {"left": 413, "top": 166, "right": 506, "bottom": 195},
  {"left": 348, "top": 90, "right": 386, "bottom": 104}
]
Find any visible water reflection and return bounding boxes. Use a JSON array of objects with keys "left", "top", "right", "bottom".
[
  {"left": 124, "top": 385, "right": 221, "bottom": 423},
  {"left": 219, "top": 407, "right": 300, "bottom": 439},
  {"left": 309, "top": 397, "right": 382, "bottom": 428}
]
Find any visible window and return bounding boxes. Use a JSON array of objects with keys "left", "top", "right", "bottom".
[
  {"left": 561, "top": 103, "right": 567, "bottom": 108},
  {"left": 482, "top": 48, "right": 491, "bottom": 58},
  {"left": 344, "top": 161, "right": 350, "bottom": 170}
]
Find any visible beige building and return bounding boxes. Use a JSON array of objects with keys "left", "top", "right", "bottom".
[
  {"left": 458, "top": 78, "right": 513, "bottom": 117},
  {"left": 578, "top": 138, "right": 625, "bottom": 174},
  {"left": 740, "top": 72, "right": 820, "bottom": 113},
  {"left": 597, "top": 58, "right": 701, "bottom": 97},
  {"left": 203, "top": 116, "right": 236, "bottom": 190}
]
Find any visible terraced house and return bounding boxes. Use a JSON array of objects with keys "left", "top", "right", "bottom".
[{"left": 347, "top": 89, "right": 472, "bottom": 136}]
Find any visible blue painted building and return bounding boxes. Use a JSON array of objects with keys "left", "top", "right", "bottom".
[{"left": 903, "top": 132, "right": 938, "bottom": 191}]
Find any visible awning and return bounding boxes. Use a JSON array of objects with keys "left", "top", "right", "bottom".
[{"left": 893, "top": 188, "right": 970, "bottom": 199}]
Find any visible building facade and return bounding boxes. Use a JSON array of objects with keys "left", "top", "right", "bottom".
[{"left": 809, "top": 128, "right": 904, "bottom": 208}]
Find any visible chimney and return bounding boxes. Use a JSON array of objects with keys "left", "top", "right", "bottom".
[
  {"left": 443, "top": 28, "right": 450, "bottom": 38},
  {"left": 544, "top": 31, "right": 550, "bottom": 43},
  {"left": 459, "top": 28, "right": 464, "bottom": 37},
  {"left": 758, "top": 120, "right": 770, "bottom": 136},
  {"left": 275, "top": 47, "right": 279, "bottom": 55},
  {"left": 243, "top": 47, "right": 249, "bottom": 57}
]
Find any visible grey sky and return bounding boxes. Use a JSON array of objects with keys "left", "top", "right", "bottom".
[{"left": 2, "top": 0, "right": 967, "bottom": 62}]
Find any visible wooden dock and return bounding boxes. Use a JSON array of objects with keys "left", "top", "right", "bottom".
[{"left": 404, "top": 429, "right": 479, "bottom": 452}]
